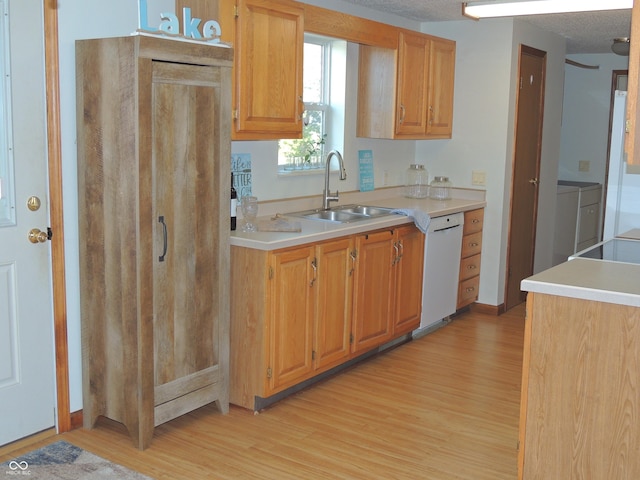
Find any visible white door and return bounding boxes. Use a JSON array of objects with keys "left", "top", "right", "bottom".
[{"left": 0, "top": 0, "right": 56, "bottom": 446}]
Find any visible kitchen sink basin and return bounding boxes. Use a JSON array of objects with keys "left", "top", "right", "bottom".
[{"left": 287, "top": 204, "right": 396, "bottom": 223}]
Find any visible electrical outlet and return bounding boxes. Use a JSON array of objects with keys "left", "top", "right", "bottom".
[
  {"left": 579, "top": 160, "right": 590, "bottom": 172},
  {"left": 472, "top": 170, "right": 486, "bottom": 186}
]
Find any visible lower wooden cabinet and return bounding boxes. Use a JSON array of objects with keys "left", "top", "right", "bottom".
[
  {"left": 230, "top": 224, "right": 423, "bottom": 410},
  {"left": 519, "top": 293, "right": 640, "bottom": 478},
  {"left": 351, "top": 229, "right": 396, "bottom": 353},
  {"left": 457, "top": 208, "right": 483, "bottom": 309},
  {"left": 393, "top": 225, "right": 426, "bottom": 334},
  {"left": 352, "top": 225, "right": 424, "bottom": 354},
  {"left": 268, "top": 238, "right": 353, "bottom": 393}
]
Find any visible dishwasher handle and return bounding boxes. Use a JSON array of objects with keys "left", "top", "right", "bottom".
[{"left": 431, "top": 223, "right": 462, "bottom": 234}]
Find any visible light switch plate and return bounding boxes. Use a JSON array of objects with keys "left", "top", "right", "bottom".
[
  {"left": 579, "top": 160, "right": 590, "bottom": 172},
  {"left": 472, "top": 170, "right": 486, "bottom": 186}
]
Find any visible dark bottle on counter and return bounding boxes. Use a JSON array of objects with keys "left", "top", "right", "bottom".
[{"left": 231, "top": 172, "right": 237, "bottom": 231}]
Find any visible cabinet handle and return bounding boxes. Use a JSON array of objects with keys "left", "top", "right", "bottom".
[
  {"left": 392, "top": 241, "right": 399, "bottom": 265},
  {"left": 467, "top": 264, "right": 476, "bottom": 270},
  {"left": 298, "top": 96, "right": 305, "bottom": 122},
  {"left": 469, "top": 242, "right": 479, "bottom": 247},
  {"left": 310, "top": 258, "right": 317, "bottom": 287},
  {"left": 472, "top": 218, "right": 480, "bottom": 224},
  {"left": 466, "top": 286, "right": 475, "bottom": 293},
  {"left": 349, "top": 250, "right": 356, "bottom": 276},
  {"left": 158, "top": 216, "right": 168, "bottom": 262},
  {"left": 429, "top": 105, "right": 434, "bottom": 126},
  {"left": 399, "top": 104, "right": 406, "bottom": 124},
  {"left": 398, "top": 240, "right": 404, "bottom": 262}
]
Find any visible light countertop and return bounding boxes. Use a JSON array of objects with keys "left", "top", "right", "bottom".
[
  {"left": 521, "top": 257, "right": 640, "bottom": 308},
  {"left": 231, "top": 187, "right": 486, "bottom": 251}
]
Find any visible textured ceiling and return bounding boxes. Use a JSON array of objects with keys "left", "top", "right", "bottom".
[{"left": 337, "top": 0, "right": 632, "bottom": 54}]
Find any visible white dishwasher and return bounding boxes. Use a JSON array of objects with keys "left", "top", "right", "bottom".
[{"left": 414, "top": 212, "right": 464, "bottom": 337}]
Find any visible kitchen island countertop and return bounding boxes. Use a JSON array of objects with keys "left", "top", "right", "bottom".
[
  {"left": 231, "top": 187, "right": 486, "bottom": 251},
  {"left": 521, "top": 257, "right": 640, "bottom": 307}
]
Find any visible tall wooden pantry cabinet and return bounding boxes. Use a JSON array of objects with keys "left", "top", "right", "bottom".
[{"left": 76, "top": 35, "right": 233, "bottom": 450}]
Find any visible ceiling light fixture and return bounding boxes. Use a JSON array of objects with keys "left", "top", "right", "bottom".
[
  {"left": 612, "top": 37, "right": 630, "bottom": 55},
  {"left": 462, "top": 0, "right": 633, "bottom": 20}
]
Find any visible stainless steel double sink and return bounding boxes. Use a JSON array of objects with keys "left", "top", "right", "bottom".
[{"left": 287, "top": 204, "right": 396, "bottom": 224}]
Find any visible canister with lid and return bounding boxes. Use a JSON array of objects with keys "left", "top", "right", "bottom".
[
  {"left": 404, "top": 164, "right": 429, "bottom": 198},
  {"left": 429, "top": 176, "right": 452, "bottom": 200}
]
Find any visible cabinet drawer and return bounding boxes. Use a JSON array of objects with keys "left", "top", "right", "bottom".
[
  {"left": 461, "top": 231, "right": 482, "bottom": 258},
  {"left": 459, "top": 253, "right": 481, "bottom": 282},
  {"left": 457, "top": 276, "right": 479, "bottom": 309},
  {"left": 463, "top": 208, "right": 484, "bottom": 235},
  {"left": 579, "top": 186, "right": 601, "bottom": 207}
]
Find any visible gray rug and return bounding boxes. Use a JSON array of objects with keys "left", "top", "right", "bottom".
[{"left": 2, "top": 440, "right": 153, "bottom": 479}]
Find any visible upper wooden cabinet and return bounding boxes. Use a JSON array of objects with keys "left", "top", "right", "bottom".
[
  {"left": 357, "top": 32, "right": 455, "bottom": 140},
  {"left": 427, "top": 38, "right": 456, "bottom": 137},
  {"left": 396, "top": 32, "right": 430, "bottom": 136},
  {"left": 220, "top": 0, "right": 304, "bottom": 140}
]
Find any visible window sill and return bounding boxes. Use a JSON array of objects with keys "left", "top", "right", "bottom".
[{"left": 277, "top": 167, "right": 327, "bottom": 177}]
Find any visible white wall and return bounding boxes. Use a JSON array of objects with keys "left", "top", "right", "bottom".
[
  {"left": 416, "top": 19, "right": 514, "bottom": 308},
  {"left": 417, "top": 18, "right": 566, "bottom": 305},
  {"left": 559, "top": 53, "right": 629, "bottom": 183}
]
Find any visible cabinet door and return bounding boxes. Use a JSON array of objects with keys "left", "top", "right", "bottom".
[
  {"left": 314, "top": 238, "right": 353, "bottom": 371},
  {"left": 151, "top": 61, "right": 228, "bottom": 421},
  {"left": 393, "top": 226, "right": 425, "bottom": 335},
  {"left": 395, "top": 31, "right": 429, "bottom": 136},
  {"left": 234, "top": 0, "right": 304, "bottom": 139},
  {"left": 352, "top": 230, "right": 395, "bottom": 353},
  {"left": 268, "top": 246, "right": 315, "bottom": 392},
  {"left": 426, "top": 38, "right": 455, "bottom": 138}
]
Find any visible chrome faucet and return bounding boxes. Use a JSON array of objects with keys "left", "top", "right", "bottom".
[{"left": 322, "top": 150, "right": 347, "bottom": 210}]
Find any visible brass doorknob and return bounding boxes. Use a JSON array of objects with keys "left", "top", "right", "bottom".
[{"left": 28, "top": 228, "right": 49, "bottom": 244}]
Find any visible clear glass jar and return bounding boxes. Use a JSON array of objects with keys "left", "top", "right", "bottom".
[
  {"left": 429, "top": 176, "right": 452, "bottom": 200},
  {"left": 404, "top": 164, "right": 429, "bottom": 198}
]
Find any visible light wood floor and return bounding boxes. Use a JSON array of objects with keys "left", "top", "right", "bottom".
[{"left": 1, "top": 305, "right": 525, "bottom": 479}]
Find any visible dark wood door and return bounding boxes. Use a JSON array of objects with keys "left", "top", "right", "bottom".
[{"left": 506, "top": 46, "right": 545, "bottom": 311}]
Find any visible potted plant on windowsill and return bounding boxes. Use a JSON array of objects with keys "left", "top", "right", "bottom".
[
  {"left": 281, "top": 132, "right": 327, "bottom": 170},
  {"left": 303, "top": 132, "right": 326, "bottom": 169}
]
